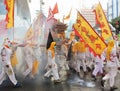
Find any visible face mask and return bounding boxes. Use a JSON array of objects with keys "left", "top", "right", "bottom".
[{"left": 54, "top": 46, "right": 56, "bottom": 49}]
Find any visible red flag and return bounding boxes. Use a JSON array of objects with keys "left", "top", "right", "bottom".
[
  {"left": 52, "top": 3, "right": 59, "bottom": 15},
  {"left": 4, "top": 0, "right": 14, "bottom": 28},
  {"left": 63, "top": 8, "right": 72, "bottom": 20},
  {"left": 47, "top": 7, "right": 54, "bottom": 21}
]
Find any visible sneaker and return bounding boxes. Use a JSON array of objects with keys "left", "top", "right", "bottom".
[
  {"left": 110, "top": 86, "right": 118, "bottom": 91},
  {"left": 91, "top": 75, "right": 97, "bottom": 81},
  {"left": 14, "top": 82, "right": 22, "bottom": 88},
  {"left": 54, "top": 79, "right": 61, "bottom": 84},
  {"left": 101, "top": 80, "right": 105, "bottom": 87}
]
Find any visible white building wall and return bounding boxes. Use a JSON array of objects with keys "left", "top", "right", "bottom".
[
  {"left": 118, "top": 0, "right": 120, "bottom": 16},
  {"left": 107, "top": 0, "right": 120, "bottom": 21}
]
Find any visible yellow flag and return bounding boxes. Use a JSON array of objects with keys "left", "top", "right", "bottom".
[
  {"left": 25, "top": 25, "right": 34, "bottom": 41},
  {"left": 5, "top": 0, "right": 14, "bottom": 28},
  {"left": 73, "top": 11, "right": 107, "bottom": 56},
  {"left": 94, "top": 3, "right": 113, "bottom": 42}
]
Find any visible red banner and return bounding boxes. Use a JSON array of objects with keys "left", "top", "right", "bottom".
[{"left": 4, "top": 0, "right": 14, "bottom": 28}]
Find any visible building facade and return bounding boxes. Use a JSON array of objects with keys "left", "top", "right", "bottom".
[
  {"left": 80, "top": 9, "right": 96, "bottom": 27},
  {"left": 107, "top": 0, "right": 120, "bottom": 21}
]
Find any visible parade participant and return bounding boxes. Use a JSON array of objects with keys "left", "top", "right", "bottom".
[
  {"left": 101, "top": 40, "right": 120, "bottom": 91},
  {"left": 23, "top": 41, "right": 39, "bottom": 79},
  {"left": 68, "top": 31, "right": 77, "bottom": 45},
  {"left": 91, "top": 54, "right": 104, "bottom": 81},
  {"left": 72, "top": 41, "right": 87, "bottom": 78},
  {"left": 44, "top": 42, "right": 61, "bottom": 83},
  {"left": 57, "top": 40, "right": 69, "bottom": 81},
  {"left": 116, "top": 43, "right": 120, "bottom": 61},
  {"left": 85, "top": 47, "right": 95, "bottom": 79},
  {"left": 10, "top": 41, "right": 27, "bottom": 68},
  {"left": 67, "top": 31, "right": 77, "bottom": 73},
  {"left": 10, "top": 41, "right": 19, "bottom": 68},
  {"left": 0, "top": 38, "right": 22, "bottom": 88}
]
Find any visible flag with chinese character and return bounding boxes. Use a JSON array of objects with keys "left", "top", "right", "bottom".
[
  {"left": 24, "top": 25, "right": 34, "bottom": 41},
  {"left": 24, "top": 12, "right": 46, "bottom": 43},
  {"left": 73, "top": 11, "right": 107, "bottom": 56},
  {"left": 94, "top": 2, "right": 113, "bottom": 42},
  {"left": 4, "top": 0, "right": 14, "bottom": 28}
]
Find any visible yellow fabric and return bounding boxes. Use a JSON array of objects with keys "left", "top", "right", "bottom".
[
  {"left": 25, "top": 26, "right": 34, "bottom": 40},
  {"left": 106, "top": 40, "right": 114, "bottom": 61},
  {"left": 6, "top": 0, "right": 14, "bottom": 28},
  {"left": 32, "top": 60, "right": 40, "bottom": 75},
  {"left": 48, "top": 42, "right": 56, "bottom": 58},
  {"left": 73, "top": 11, "right": 107, "bottom": 55},
  {"left": 11, "top": 52, "right": 18, "bottom": 67},
  {"left": 95, "top": 3, "right": 113, "bottom": 42},
  {"left": 72, "top": 42, "right": 86, "bottom": 53}
]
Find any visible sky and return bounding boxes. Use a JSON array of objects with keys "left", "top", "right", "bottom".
[
  {"left": 30, "top": 0, "right": 108, "bottom": 22},
  {"left": 43, "top": 0, "right": 108, "bottom": 17}
]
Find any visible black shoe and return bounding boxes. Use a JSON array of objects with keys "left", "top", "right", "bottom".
[
  {"left": 87, "top": 67, "right": 92, "bottom": 72},
  {"left": 92, "top": 75, "right": 97, "bottom": 81},
  {"left": 101, "top": 80, "right": 105, "bottom": 87},
  {"left": 14, "top": 82, "right": 22, "bottom": 88},
  {"left": 54, "top": 79, "right": 61, "bottom": 84},
  {"left": 110, "top": 86, "right": 118, "bottom": 91}
]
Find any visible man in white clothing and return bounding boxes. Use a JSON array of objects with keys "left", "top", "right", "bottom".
[
  {"left": 0, "top": 38, "right": 22, "bottom": 88},
  {"left": 44, "top": 42, "right": 61, "bottom": 83},
  {"left": 101, "top": 40, "right": 120, "bottom": 91}
]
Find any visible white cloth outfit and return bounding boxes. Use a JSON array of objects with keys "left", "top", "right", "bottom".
[
  {"left": 0, "top": 47, "right": 18, "bottom": 85},
  {"left": 44, "top": 50, "right": 59, "bottom": 80},
  {"left": 23, "top": 46, "right": 35, "bottom": 77},
  {"left": 102, "top": 47, "right": 120, "bottom": 87},
  {"left": 92, "top": 55, "right": 104, "bottom": 76},
  {"left": 59, "top": 44, "right": 69, "bottom": 70},
  {"left": 85, "top": 49, "right": 94, "bottom": 69},
  {"left": 56, "top": 44, "right": 69, "bottom": 81},
  {"left": 74, "top": 51, "right": 86, "bottom": 72}
]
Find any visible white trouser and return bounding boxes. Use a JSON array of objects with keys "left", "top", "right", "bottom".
[
  {"left": 58, "top": 55, "right": 69, "bottom": 70},
  {"left": 44, "top": 67, "right": 59, "bottom": 80},
  {"left": 86, "top": 58, "right": 93, "bottom": 69},
  {"left": 0, "top": 65, "right": 17, "bottom": 85},
  {"left": 102, "top": 66, "right": 118, "bottom": 87},
  {"left": 81, "top": 59, "right": 87, "bottom": 72},
  {"left": 75, "top": 60, "right": 81, "bottom": 72},
  {"left": 92, "top": 62, "right": 103, "bottom": 76},
  {"left": 23, "top": 57, "right": 33, "bottom": 77}
]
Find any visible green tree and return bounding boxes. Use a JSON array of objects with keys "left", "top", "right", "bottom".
[{"left": 110, "top": 17, "right": 120, "bottom": 34}]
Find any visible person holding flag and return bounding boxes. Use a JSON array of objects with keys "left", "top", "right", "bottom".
[
  {"left": 22, "top": 41, "right": 39, "bottom": 79},
  {"left": 101, "top": 40, "right": 120, "bottom": 91},
  {"left": 44, "top": 42, "right": 61, "bottom": 83},
  {"left": 72, "top": 41, "right": 87, "bottom": 78},
  {"left": 0, "top": 38, "right": 22, "bottom": 88}
]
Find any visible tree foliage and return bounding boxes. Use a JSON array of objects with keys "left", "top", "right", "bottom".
[{"left": 110, "top": 17, "right": 120, "bottom": 34}]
